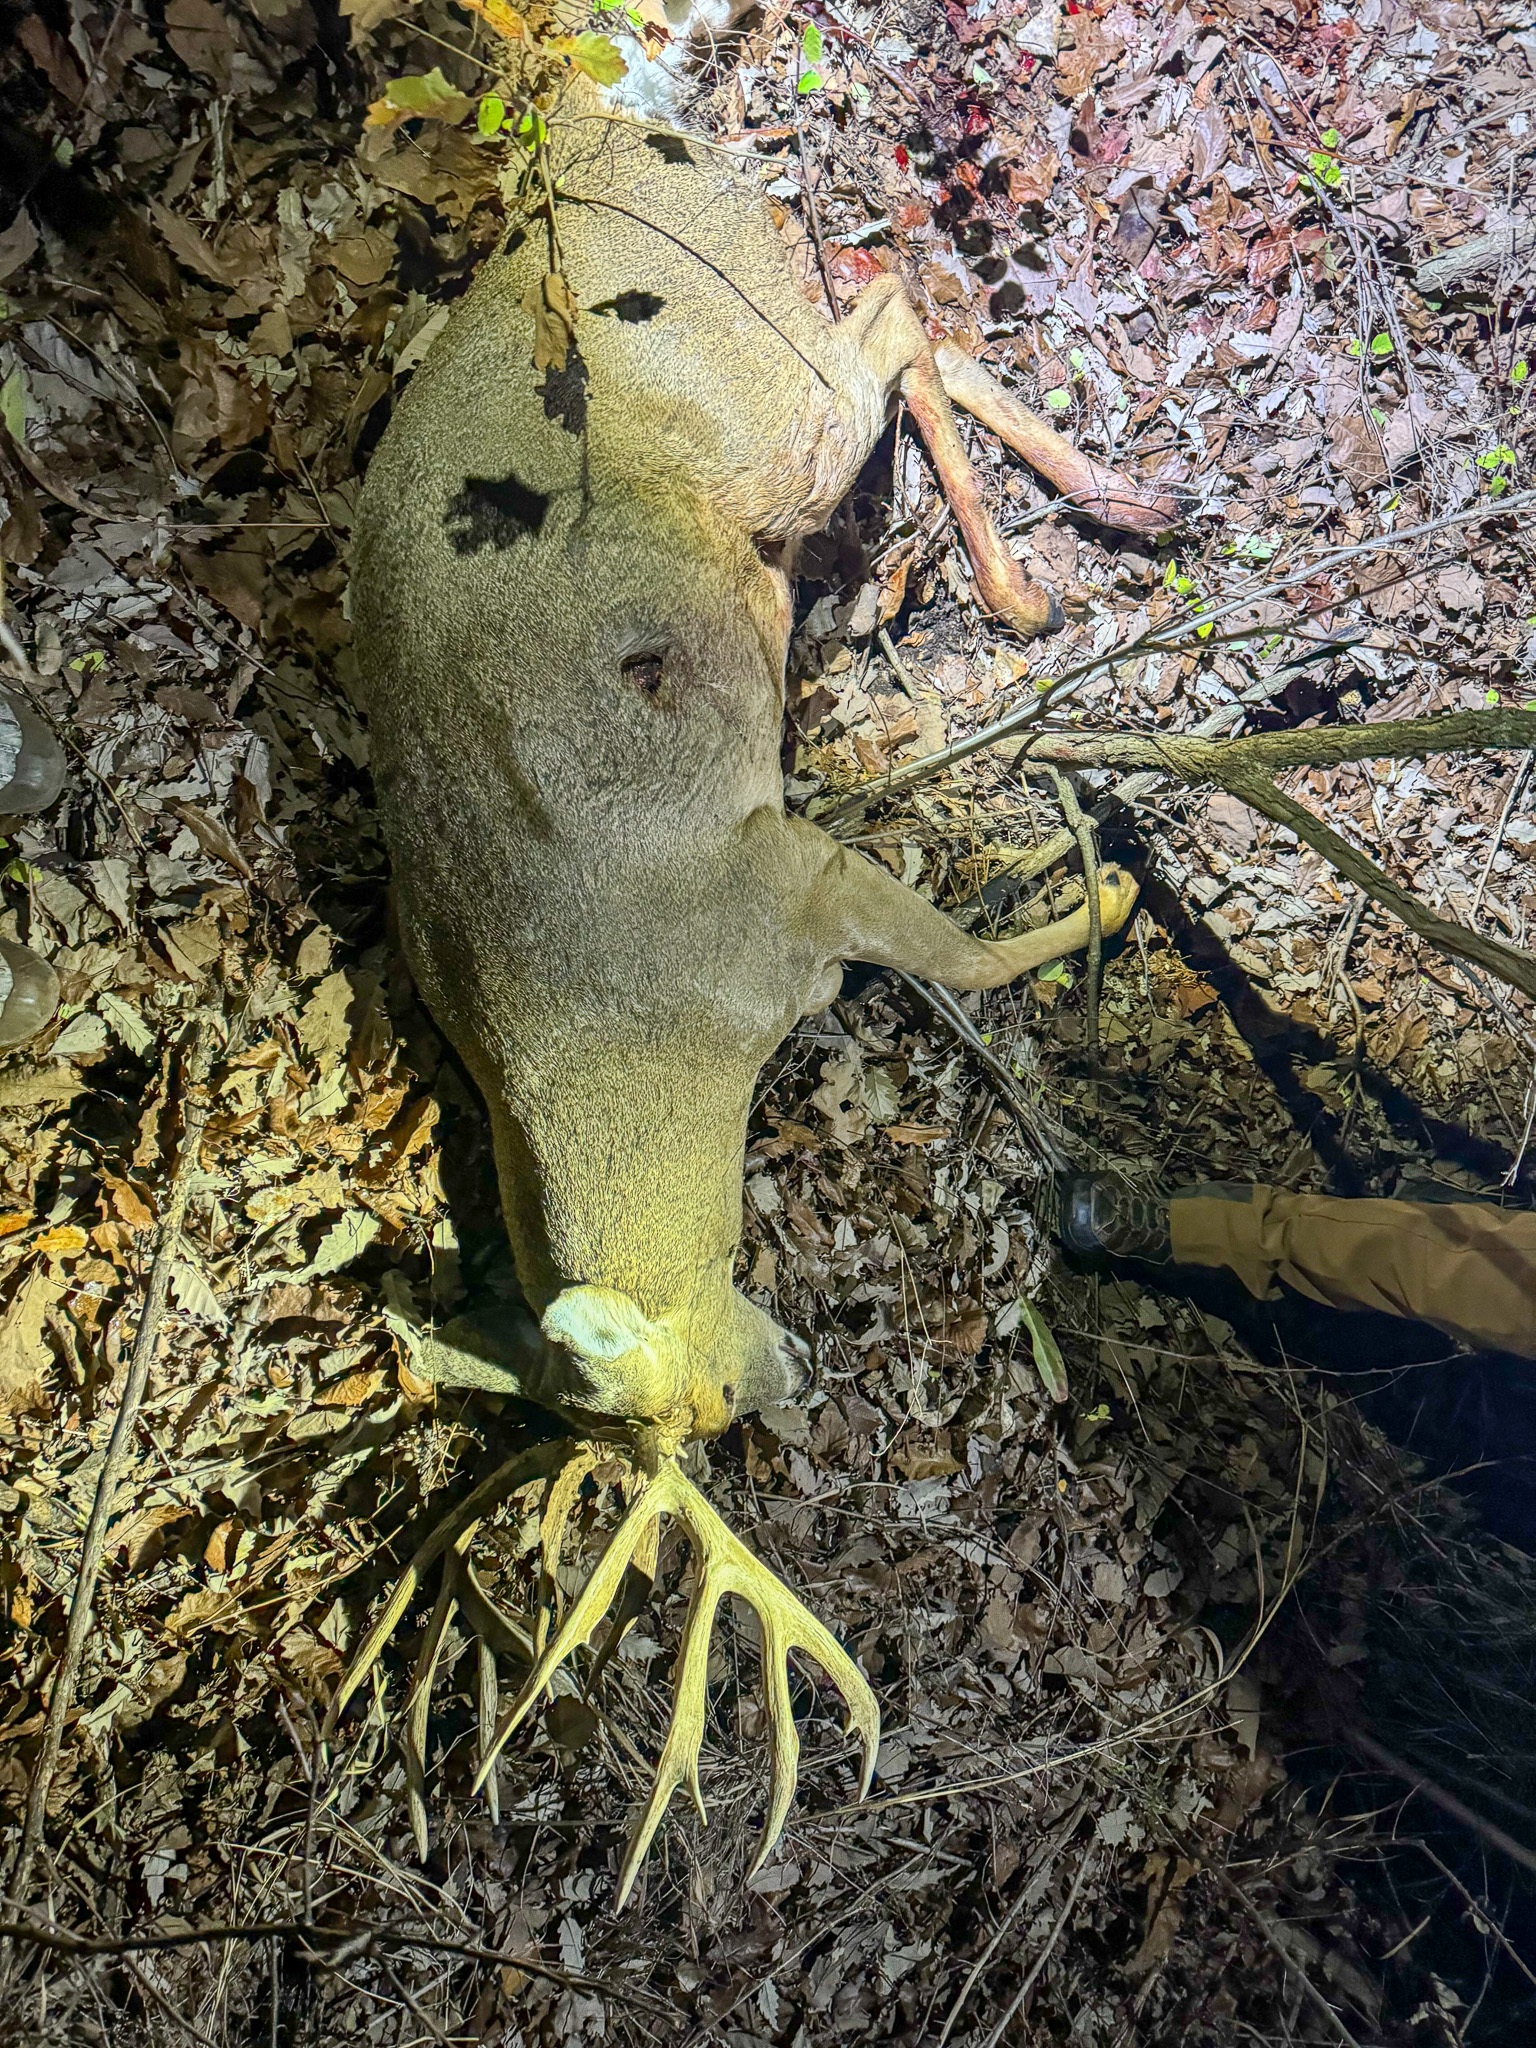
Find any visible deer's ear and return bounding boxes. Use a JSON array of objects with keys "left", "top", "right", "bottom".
[
  {"left": 540, "top": 1286, "right": 670, "bottom": 1417},
  {"left": 542, "top": 1286, "right": 661, "bottom": 1363}
]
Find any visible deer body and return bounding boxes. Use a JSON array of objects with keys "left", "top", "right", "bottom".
[{"left": 353, "top": 91, "right": 1138, "bottom": 1448}]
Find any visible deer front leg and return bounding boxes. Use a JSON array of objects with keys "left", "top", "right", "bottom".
[
  {"left": 785, "top": 816, "right": 1138, "bottom": 991},
  {"left": 841, "top": 279, "right": 1059, "bottom": 639}
]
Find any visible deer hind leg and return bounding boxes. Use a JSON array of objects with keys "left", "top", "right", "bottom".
[
  {"left": 838, "top": 279, "right": 1060, "bottom": 639},
  {"left": 932, "top": 343, "right": 1188, "bottom": 537},
  {"left": 780, "top": 813, "right": 1139, "bottom": 992}
]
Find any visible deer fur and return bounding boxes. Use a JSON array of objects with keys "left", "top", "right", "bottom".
[{"left": 353, "top": 75, "right": 1148, "bottom": 1448}]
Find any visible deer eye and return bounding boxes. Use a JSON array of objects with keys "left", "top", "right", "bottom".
[{"left": 622, "top": 653, "right": 665, "bottom": 696}]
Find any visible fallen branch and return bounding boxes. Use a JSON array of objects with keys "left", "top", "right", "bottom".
[
  {"left": 4, "top": 1020, "right": 215, "bottom": 1919},
  {"left": 1415, "top": 218, "right": 1536, "bottom": 295},
  {"left": 1010, "top": 710, "right": 1536, "bottom": 1003},
  {"left": 0, "top": 1915, "right": 667, "bottom": 2011},
  {"left": 1346, "top": 1729, "right": 1536, "bottom": 1878},
  {"left": 1014, "top": 707, "right": 1536, "bottom": 781},
  {"left": 824, "top": 489, "right": 1536, "bottom": 823}
]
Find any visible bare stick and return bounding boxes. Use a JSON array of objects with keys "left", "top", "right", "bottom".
[
  {"left": 5, "top": 1020, "right": 215, "bottom": 1918},
  {"left": 1012, "top": 706, "right": 1536, "bottom": 781},
  {"left": 1471, "top": 749, "right": 1532, "bottom": 925},
  {"left": 1210, "top": 1864, "right": 1364, "bottom": 2048},
  {"left": 1046, "top": 768, "right": 1102, "bottom": 1062},
  {"left": 892, "top": 970, "right": 1074, "bottom": 1170},
  {"left": 977, "top": 1842, "right": 1096, "bottom": 2048},
  {"left": 825, "top": 490, "right": 1536, "bottom": 817},
  {"left": 1009, "top": 712, "right": 1536, "bottom": 1003},
  {"left": 0, "top": 1916, "right": 668, "bottom": 2010},
  {"left": 1347, "top": 1729, "right": 1536, "bottom": 1877},
  {"left": 1221, "top": 769, "right": 1536, "bottom": 1002}
]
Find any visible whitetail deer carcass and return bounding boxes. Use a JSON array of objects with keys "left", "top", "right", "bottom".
[{"left": 342, "top": 53, "right": 1175, "bottom": 1902}]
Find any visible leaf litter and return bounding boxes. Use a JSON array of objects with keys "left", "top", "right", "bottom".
[{"left": 1, "top": 0, "right": 1535, "bottom": 2042}]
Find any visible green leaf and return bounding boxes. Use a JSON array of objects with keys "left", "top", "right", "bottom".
[
  {"left": 802, "top": 22, "right": 823, "bottom": 61},
  {"left": 1488, "top": 475, "right": 1509, "bottom": 497},
  {"left": 0, "top": 365, "right": 30, "bottom": 446},
  {"left": 477, "top": 92, "right": 507, "bottom": 137},
  {"left": 383, "top": 68, "right": 473, "bottom": 123},
  {"left": 1369, "top": 332, "right": 1393, "bottom": 356},
  {"left": 798, "top": 69, "right": 822, "bottom": 92},
  {"left": 1017, "top": 1299, "right": 1068, "bottom": 1404},
  {"left": 1513, "top": 359, "right": 1528, "bottom": 385},
  {"left": 567, "top": 31, "right": 627, "bottom": 86},
  {"left": 1319, "top": 127, "right": 1341, "bottom": 149},
  {"left": 1043, "top": 386, "right": 1070, "bottom": 411},
  {"left": 517, "top": 107, "right": 547, "bottom": 149}
]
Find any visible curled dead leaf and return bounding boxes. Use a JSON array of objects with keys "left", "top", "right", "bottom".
[{"left": 523, "top": 271, "right": 580, "bottom": 373}]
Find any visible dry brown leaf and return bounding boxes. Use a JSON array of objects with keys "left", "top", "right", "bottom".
[
  {"left": 168, "top": 800, "right": 255, "bottom": 880},
  {"left": 341, "top": 0, "right": 419, "bottom": 40},
  {"left": 523, "top": 271, "right": 580, "bottom": 373},
  {"left": 164, "top": 0, "right": 238, "bottom": 91},
  {"left": 0, "top": 1265, "right": 60, "bottom": 1416}
]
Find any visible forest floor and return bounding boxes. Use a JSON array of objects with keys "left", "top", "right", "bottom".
[{"left": 1, "top": 0, "right": 1535, "bottom": 2043}]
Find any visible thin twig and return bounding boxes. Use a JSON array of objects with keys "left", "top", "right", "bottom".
[
  {"left": 977, "top": 1842, "right": 1096, "bottom": 2048},
  {"left": 892, "top": 969, "right": 1073, "bottom": 1170},
  {"left": 1046, "top": 768, "right": 1102, "bottom": 1063},
  {"left": 1346, "top": 1728, "right": 1536, "bottom": 1877},
  {"left": 1411, "top": 1841, "right": 1536, "bottom": 1994},
  {"left": 794, "top": 60, "right": 841, "bottom": 322},
  {"left": 4, "top": 1018, "right": 216, "bottom": 1921},
  {"left": 825, "top": 488, "right": 1536, "bottom": 818},
  {"left": 1471, "top": 749, "right": 1532, "bottom": 925},
  {"left": 1208, "top": 1864, "right": 1364, "bottom": 2048},
  {"left": 0, "top": 1916, "right": 667, "bottom": 2011},
  {"left": 877, "top": 624, "right": 921, "bottom": 696},
  {"left": 934, "top": 1813, "right": 1083, "bottom": 2047}
]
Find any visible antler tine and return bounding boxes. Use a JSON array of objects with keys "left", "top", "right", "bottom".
[
  {"left": 613, "top": 1564, "right": 726, "bottom": 1907},
  {"left": 403, "top": 1550, "right": 463, "bottom": 1859},
  {"left": 657, "top": 1470, "right": 881, "bottom": 1882},
  {"left": 470, "top": 1473, "right": 663, "bottom": 1792},
  {"left": 323, "top": 1439, "right": 570, "bottom": 1745},
  {"left": 470, "top": 1459, "right": 881, "bottom": 1908}
]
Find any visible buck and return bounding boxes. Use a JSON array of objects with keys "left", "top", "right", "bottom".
[{"left": 339, "top": 49, "right": 1174, "bottom": 1902}]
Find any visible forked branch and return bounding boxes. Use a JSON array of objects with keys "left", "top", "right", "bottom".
[{"left": 1013, "top": 709, "right": 1536, "bottom": 1003}]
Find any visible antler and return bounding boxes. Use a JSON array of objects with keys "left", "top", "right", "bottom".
[{"left": 472, "top": 1457, "right": 881, "bottom": 1908}]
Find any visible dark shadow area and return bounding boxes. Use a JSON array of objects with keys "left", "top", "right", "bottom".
[{"left": 1138, "top": 870, "right": 1534, "bottom": 1197}]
